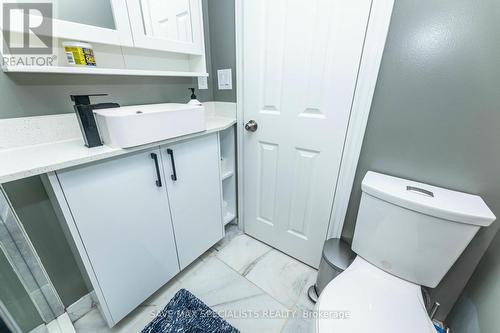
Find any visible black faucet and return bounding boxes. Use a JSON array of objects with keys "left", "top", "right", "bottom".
[{"left": 70, "top": 94, "right": 120, "bottom": 148}]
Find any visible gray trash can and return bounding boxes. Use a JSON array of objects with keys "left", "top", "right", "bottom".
[{"left": 308, "top": 238, "right": 356, "bottom": 303}]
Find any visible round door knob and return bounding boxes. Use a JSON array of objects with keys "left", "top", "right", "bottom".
[{"left": 245, "top": 120, "right": 258, "bottom": 132}]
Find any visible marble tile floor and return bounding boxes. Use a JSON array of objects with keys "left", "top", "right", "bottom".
[{"left": 73, "top": 224, "right": 318, "bottom": 333}]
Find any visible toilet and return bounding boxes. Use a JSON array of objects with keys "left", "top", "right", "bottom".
[{"left": 315, "top": 171, "right": 496, "bottom": 332}]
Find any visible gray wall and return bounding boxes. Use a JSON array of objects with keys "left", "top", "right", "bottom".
[
  {"left": 207, "top": 0, "right": 237, "bottom": 103},
  {"left": 0, "top": 0, "right": 235, "bottom": 310},
  {"left": 0, "top": 74, "right": 212, "bottom": 119},
  {"left": 341, "top": 0, "right": 500, "bottom": 321},
  {"left": 448, "top": 232, "right": 500, "bottom": 333},
  {"left": 0, "top": 22, "right": 215, "bottom": 118}
]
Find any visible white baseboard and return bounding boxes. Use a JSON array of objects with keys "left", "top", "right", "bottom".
[
  {"left": 29, "top": 324, "right": 48, "bottom": 333},
  {"left": 46, "top": 313, "right": 76, "bottom": 333},
  {"left": 66, "top": 293, "right": 96, "bottom": 323},
  {"left": 31, "top": 313, "right": 76, "bottom": 333}
]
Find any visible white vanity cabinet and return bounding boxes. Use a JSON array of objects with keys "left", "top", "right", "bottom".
[
  {"left": 48, "top": 134, "right": 223, "bottom": 327},
  {"left": 161, "top": 134, "right": 223, "bottom": 269},
  {"left": 53, "top": 147, "right": 180, "bottom": 325}
]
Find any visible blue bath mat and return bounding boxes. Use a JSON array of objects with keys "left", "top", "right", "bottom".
[{"left": 141, "top": 289, "right": 239, "bottom": 333}]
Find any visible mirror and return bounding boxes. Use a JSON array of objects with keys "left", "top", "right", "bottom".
[
  {"left": 55, "top": 0, "right": 116, "bottom": 30},
  {"left": 140, "top": 0, "right": 194, "bottom": 43}
]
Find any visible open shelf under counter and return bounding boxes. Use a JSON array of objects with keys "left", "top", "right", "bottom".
[
  {"left": 223, "top": 211, "right": 236, "bottom": 225},
  {"left": 221, "top": 168, "right": 234, "bottom": 181},
  {"left": 2, "top": 65, "right": 209, "bottom": 77},
  {"left": 219, "top": 125, "right": 237, "bottom": 226}
]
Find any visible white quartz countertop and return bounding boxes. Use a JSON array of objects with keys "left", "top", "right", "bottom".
[{"left": 0, "top": 115, "right": 236, "bottom": 184}]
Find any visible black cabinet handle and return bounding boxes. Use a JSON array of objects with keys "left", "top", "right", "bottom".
[
  {"left": 150, "top": 153, "right": 162, "bottom": 187},
  {"left": 167, "top": 149, "right": 177, "bottom": 181}
]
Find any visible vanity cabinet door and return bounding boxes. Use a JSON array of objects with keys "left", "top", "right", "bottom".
[
  {"left": 55, "top": 148, "right": 179, "bottom": 325},
  {"left": 161, "top": 134, "right": 223, "bottom": 269}
]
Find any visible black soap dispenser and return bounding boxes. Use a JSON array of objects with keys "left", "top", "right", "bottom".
[
  {"left": 70, "top": 94, "right": 120, "bottom": 148},
  {"left": 187, "top": 88, "right": 202, "bottom": 106}
]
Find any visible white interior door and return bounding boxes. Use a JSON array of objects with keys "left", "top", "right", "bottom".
[{"left": 243, "top": 0, "right": 373, "bottom": 267}]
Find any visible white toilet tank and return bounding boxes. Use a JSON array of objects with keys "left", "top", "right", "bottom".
[{"left": 352, "top": 172, "right": 496, "bottom": 288}]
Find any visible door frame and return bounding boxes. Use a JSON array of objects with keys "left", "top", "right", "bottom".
[{"left": 235, "top": 0, "right": 395, "bottom": 239}]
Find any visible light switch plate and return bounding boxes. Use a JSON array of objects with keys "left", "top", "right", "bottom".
[
  {"left": 217, "top": 69, "right": 232, "bottom": 90},
  {"left": 197, "top": 76, "right": 208, "bottom": 90}
]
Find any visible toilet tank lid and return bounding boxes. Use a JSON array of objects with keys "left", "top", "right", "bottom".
[{"left": 361, "top": 171, "right": 496, "bottom": 227}]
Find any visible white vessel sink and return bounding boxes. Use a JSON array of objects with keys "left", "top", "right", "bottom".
[{"left": 94, "top": 103, "right": 206, "bottom": 148}]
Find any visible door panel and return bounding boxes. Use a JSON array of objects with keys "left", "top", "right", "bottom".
[
  {"left": 287, "top": 148, "right": 318, "bottom": 238},
  {"left": 162, "top": 134, "right": 223, "bottom": 269},
  {"left": 141, "top": 0, "right": 193, "bottom": 42},
  {"left": 126, "top": 0, "right": 204, "bottom": 55},
  {"left": 56, "top": 148, "right": 179, "bottom": 324},
  {"left": 243, "top": 0, "right": 372, "bottom": 267},
  {"left": 257, "top": 142, "right": 279, "bottom": 225}
]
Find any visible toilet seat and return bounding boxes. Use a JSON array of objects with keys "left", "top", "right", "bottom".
[{"left": 315, "top": 256, "right": 436, "bottom": 333}]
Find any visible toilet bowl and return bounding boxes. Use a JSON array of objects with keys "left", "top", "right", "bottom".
[
  {"left": 314, "top": 256, "right": 435, "bottom": 332},
  {"left": 314, "top": 171, "right": 496, "bottom": 332}
]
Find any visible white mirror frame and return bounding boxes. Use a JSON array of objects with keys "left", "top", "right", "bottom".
[
  {"left": 51, "top": 0, "right": 134, "bottom": 46},
  {"left": 126, "top": 0, "right": 204, "bottom": 55},
  {"left": 0, "top": 0, "right": 133, "bottom": 47}
]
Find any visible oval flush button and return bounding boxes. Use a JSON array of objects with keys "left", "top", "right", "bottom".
[
  {"left": 136, "top": 111, "right": 143, "bottom": 114},
  {"left": 406, "top": 186, "right": 434, "bottom": 198}
]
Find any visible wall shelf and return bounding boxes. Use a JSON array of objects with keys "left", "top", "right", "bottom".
[
  {"left": 2, "top": 65, "right": 209, "bottom": 77},
  {"left": 223, "top": 211, "right": 236, "bottom": 225},
  {"left": 221, "top": 169, "right": 234, "bottom": 181}
]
